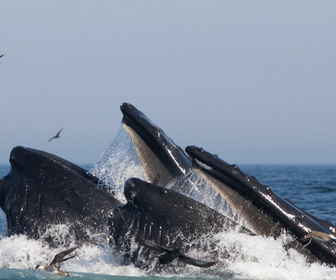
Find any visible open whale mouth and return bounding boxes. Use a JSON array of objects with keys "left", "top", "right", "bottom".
[{"left": 120, "top": 103, "right": 192, "bottom": 186}]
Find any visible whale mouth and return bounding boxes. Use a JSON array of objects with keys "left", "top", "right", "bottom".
[
  {"left": 120, "top": 103, "right": 160, "bottom": 138},
  {"left": 120, "top": 103, "right": 180, "bottom": 154},
  {"left": 120, "top": 103, "right": 191, "bottom": 186}
]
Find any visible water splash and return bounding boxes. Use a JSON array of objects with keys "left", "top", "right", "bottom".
[
  {"left": 215, "top": 231, "right": 336, "bottom": 280},
  {"left": 172, "top": 171, "right": 242, "bottom": 224},
  {"left": 0, "top": 209, "right": 6, "bottom": 237},
  {"left": 0, "top": 233, "right": 144, "bottom": 277},
  {"left": 91, "top": 127, "right": 147, "bottom": 203}
]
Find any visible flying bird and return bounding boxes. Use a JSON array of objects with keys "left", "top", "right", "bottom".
[
  {"left": 48, "top": 128, "right": 63, "bottom": 142},
  {"left": 35, "top": 247, "right": 78, "bottom": 276},
  {"left": 0, "top": 54, "right": 3, "bottom": 58}
]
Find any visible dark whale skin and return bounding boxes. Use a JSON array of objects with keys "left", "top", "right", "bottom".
[{"left": 0, "top": 146, "right": 121, "bottom": 245}]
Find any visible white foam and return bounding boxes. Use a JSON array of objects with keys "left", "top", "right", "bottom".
[
  {"left": 0, "top": 235, "right": 48, "bottom": 269},
  {"left": 2, "top": 230, "right": 336, "bottom": 279},
  {"left": 212, "top": 231, "right": 336, "bottom": 280},
  {"left": 64, "top": 242, "right": 144, "bottom": 276},
  {"left": 0, "top": 234, "right": 144, "bottom": 277},
  {"left": 0, "top": 209, "right": 6, "bottom": 237}
]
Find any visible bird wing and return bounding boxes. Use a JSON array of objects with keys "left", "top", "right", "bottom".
[
  {"left": 48, "top": 128, "right": 63, "bottom": 142},
  {"left": 55, "top": 128, "right": 63, "bottom": 137},
  {"left": 49, "top": 247, "right": 78, "bottom": 266}
]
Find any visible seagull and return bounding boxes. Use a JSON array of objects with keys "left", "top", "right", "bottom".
[
  {"left": 302, "top": 231, "right": 336, "bottom": 247},
  {"left": 48, "top": 128, "right": 63, "bottom": 142},
  {"left": 35, "top": 247, "right": 78, "bottom": 276}
]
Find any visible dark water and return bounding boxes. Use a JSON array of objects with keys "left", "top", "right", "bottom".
[{"left": 1, "top": 163, "right": 336, "bottom": 280}]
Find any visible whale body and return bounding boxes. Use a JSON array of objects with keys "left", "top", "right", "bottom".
[
  {"left": 0, "top": 146, "right": 121, "bottom": 246},
  {"left": 185, "top": 145, "right": 336, "bottom": 266},
  {"left": 120, "top": 103, "right": 336, "bottom": 266},
  {"left": 108, "top": 177, "right": 252, "bottom": 268},
  {"left": 121, "top": 103, "right": 192, "bottom": 186}
]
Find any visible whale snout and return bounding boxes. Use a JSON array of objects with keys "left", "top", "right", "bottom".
[
  {"left": 9, "top": 146, "right": 29, "bottom": 172},
  {"left": 124, "top": 177, "right": 140, "bottom": 202}
]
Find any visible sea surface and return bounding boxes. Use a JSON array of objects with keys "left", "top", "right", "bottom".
[{"left": 0, "top": 132, "right": 336, "bottom": 280}]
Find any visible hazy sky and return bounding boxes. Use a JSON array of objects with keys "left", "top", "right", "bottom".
[{"left": 1, "top": 1, "right": 335, "bottom": 165}]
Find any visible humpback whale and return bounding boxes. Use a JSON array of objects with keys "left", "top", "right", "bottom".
[
  {"left": 120, "top": 103, "right": 283, "bottom": 235},
  {"left": 121, "top": 103, "right": 192, "bottom": 186},
  {"left": 0, "top": 146, "right": 121, "bottom": 246},
  {"left": 185, "top": 145, "right": 336, "bottom": 266},
  {"left": 108, "top": 177, "right": 252, "bottom": 268},
  {"left": 120, "top": 103, "right": 336, "bottom": 266},
  {"left": 1, "top": 103, "right": 336, "bottom": 269}
]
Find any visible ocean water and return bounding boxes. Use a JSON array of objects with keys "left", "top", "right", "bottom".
[{"left": 0, "top": 130, "right": 336, "bottom": 280}]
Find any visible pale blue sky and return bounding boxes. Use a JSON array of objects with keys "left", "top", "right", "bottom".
[{"left": 0, "top": 1, "right": 335, "bottom": 164}]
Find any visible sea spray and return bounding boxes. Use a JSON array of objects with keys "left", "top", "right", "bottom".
[
  {"left": 0, "top": 234, "right": 144, "bottom": 277},
  {"left": 215, "top": 231, "right": 336, "bottom": 280},
  {"left": 0, "top": 235, "right": 46, "bottom": 269},
  {"left": 0, "top": 210, "right": 6, "bottom": 237},
  {"left": 172, "top": 170, "right": 242, "bottom": 225},
  {"left": 92, "top": 127, "right": 147, "bottom": 203}
]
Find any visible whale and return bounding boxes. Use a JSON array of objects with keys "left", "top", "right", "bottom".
[
  {"left": 120, "top": 103, "right": 284, "bottom": 235},
  {"left": 120, "top": 103, "right": 192, "bottom": 186},
  {"left": 185, "top": 145, "right": 336, "bottom": 266},
  {"left": 108, "top": 177, "right": 252, "bottom": 268},
  {"left": 1, "top": 103, "right": 335, "bottom": 267},
  {"left": 120, "top": 103, "right": 336, "bottom": 266},
  {"left": 0, "top": 146, "right": 121, "bottom": 246}
]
